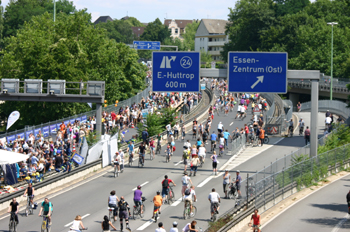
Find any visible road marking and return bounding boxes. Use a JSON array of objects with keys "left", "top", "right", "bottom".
[
  {"left": 132, "top": 181, "right": 149, "bottom": 191},
  {"left": 137, "top": 219, "right": 154, "bottom": 230},
  {"left": 229, "top": 122, "right": 234, "bottom": 126},
  {"left": 197, "top": 176, "right": 214, "bottom": 187},
  {"left": 64, "top": 214, "right": 90, "bottom": 227},
  {"left": 331, "top": 214, "right": 350, "bottom": 232},
  {"left": 171, "top": 197, "right": 183, "bottom": 206},
  {"left": 262, "top": 172, "right": 350, "bottom": 229},
  {"left": 174, "top": 160, "right": 183, "bottom": 166}
]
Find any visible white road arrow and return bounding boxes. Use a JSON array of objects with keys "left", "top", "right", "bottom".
[{"left": 251, "top": 75, "right": 264, "bottom": 89}]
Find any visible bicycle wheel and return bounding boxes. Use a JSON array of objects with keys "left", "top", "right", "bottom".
[
  {"left": 190, "top": 206, "right": 197, "bottom": 218},
  {"left": 9, "top": 220, "right": 14, "bottom": 232},
  {"left": 166, "top": 154, "right": 169, "bottom": 163},
  {"left": 138, "top": 158, "right": 142, "bottom": 168},
  {"left": 133, "top": 208, "right": 138, "bottom": 220},
  {"left": 25, "top": 206, "right": 29, "bottom": 217},
  {"left": 264, "top": 137, "right": 269, "bottom": 144},
  {"left": 109, "top": 210, "right": 113, "bottom": 221},
  {"left": 183, "top": 207, "right": 189, "bottom": 220},
  {"left": 150, "top": 153, "right": 153, "bottom": 161},
  {"left": 154, "top": 212, "right": 158, "bottom": 222},
  {"left": 114, "top": 167, "right": 117, "bottom": 178},
  {"left": 13, "top": 221, "right": 17, "bottom": 232},
  {"left": 116, "top": 169, "right": 119, "bottom": 177},
  {"left": 140, "top": 204, "right": 145, "bottom": 218},
  {"left": 212, "top": 213, "right": 217, "bottom": 222}
]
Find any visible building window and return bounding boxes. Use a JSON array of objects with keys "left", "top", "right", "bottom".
[
  {"left": 223, "top": 37, "right": 226, "bottom": 41},
  {"left": 175, "top": 29, "right": 178, "bottom": 34},
  {"left": 209, "top": 38, "right": 212, "bottom": 42}
]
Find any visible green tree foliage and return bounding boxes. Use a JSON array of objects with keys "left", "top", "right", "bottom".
[
  {"left": 0, "top": 0, "right": 3, "bottom": 47},
  {"left": 3, "top": 0, "right": 75, "bottom": 38},
  {"left": 201, "top": 49, "right": 212, "bottom": 64},
  {"left": 223, "top": 0, "right": 350, "bottom": 78},
  {"left": 140, "top": 18, "right": 171, "bottom": 43},
  {"left": 182, "top": 21, "right": 200, "bottom": 51},
  {"left": 97, "top": 19, "right": 135, "bottom": 44},
  {"left": 124, "top": 17, "right": 144, "bottom": 27},
  {"left": 0, "top": 11, "right": 146, "bottom": 130}
]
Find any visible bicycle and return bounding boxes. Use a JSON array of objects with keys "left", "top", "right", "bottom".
[
  {"left": 210, "top": 141, "right": 216, "bottom": 152},
  {"left": 113, "top": 163, "right": 120, "bottom": 178},
  {"left": 166, "top": 185, "right": 175, "bottom": 204},
  {"left": 133, "top": 197, "right": 146, "bottom": 219},
  {"left": 108, "top": 206, "right": 117, "bottom": 222},
  {"left": 151, "top": 202, "right": 160, "bottom": 223},
  {"left": 150, "top": 150, "right": 154, "bottom": 161},
  {"left": 211, "top": 203, "right": 219, "bottom": 222},
  {"left": 252, "top": 135, "right": 259, "bottom": 147},
  {"left": 9, "top": 212, "right": 17, "bottom": 232},
  {"left": 289, "top": 126, "right": 294, "bottom": 137},
  {"left": 128, "top": 154, "right": 133, "bottom": 167},
  {"left": 183, "top": 201, "right": 197, "bottom": 219},
  {"left": 249, "top": 223, "right": 262, "bottom": 232},
  {"left": 165, "top": 152, "right": 171, "bottom": 163},
  {"left": 41, "top": 215, "right": 51, "bottom": 232},
  {"left": 263, "top": 135, "right": 269, "bottom": 144},
  {"left": 138, "top": 155, "right": 144, "bottom": 168},
  {"left": 156, "top": 143, "right": 161, "bottom": 154},
  {"left": 198, "top": 156, "right": 204, "bottom": 168},
  {"left": 25, "top": 195, "right": 34, "bottom": 216}
]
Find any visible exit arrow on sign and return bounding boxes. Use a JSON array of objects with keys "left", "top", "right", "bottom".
[{"left": 251, "top": 76, "right": 264, "bottom": 89}]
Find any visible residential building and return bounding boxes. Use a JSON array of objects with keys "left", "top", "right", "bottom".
[
  {"left": 132, "top": 27, "right": 145, "bottom": 38},
  {"left": 195, "top": 19, "right": 229, "bottom": 61},
  {"left": 94, "top": 16, "right": 113, "bottom": 24},
  {"left": 164, "top": 19, "right": 194, "bottom": 39}
]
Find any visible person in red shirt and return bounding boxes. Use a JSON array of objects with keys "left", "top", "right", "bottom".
[
  {"left": 249, "top": 209, "right": 261, "bottom": 232},
  {"left": 161, "top": 175, "right": 176, "bottom": 203}
]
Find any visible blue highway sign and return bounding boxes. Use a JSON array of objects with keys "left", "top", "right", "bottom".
[
  {"left": 133, "top": 41, "right": 160, "bottom": 50},
  {"left": 228, "top": 52, "right": 288, "bottom": 93},
  {"left": 152, "top": 52, "right": 200, "bottom": 92}
]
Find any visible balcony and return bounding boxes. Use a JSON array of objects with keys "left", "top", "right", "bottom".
[
  {"left": 208, "top": 41, "right": 226, "bottom": 46},
  {"left": 208, "top": 50, "right": 221, "bottom": 55}
]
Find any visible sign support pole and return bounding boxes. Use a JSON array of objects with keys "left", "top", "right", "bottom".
[
  {"left": 96, "top": 103, "right": 102, "bottom": 138},
  {"left": 310, "top": 79, "right": 319, "bottom": 157}
]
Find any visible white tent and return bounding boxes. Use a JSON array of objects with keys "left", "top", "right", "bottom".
[{"left": 0, "top": 150, "right": 29, "bottom": 165}]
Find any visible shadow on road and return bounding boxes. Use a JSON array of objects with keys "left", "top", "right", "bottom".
[
  {"left": 301, "top": 217, "right": 350, "bottom": 228},
  {"left": 309, "top": 203, "right": 347, "bottom": 213}
]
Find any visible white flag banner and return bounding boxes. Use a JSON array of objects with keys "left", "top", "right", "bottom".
[
  {"left": 87, "top": 103, "right": 92, "bottom": 108},
  {"left": 6, "top": 111, "right": 20, "bottom": 130}
]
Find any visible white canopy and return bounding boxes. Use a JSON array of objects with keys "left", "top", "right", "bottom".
[{"left": 0, "top": 150, "right": 29, "bottom": 165}]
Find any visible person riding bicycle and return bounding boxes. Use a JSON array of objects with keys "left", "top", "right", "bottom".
[
  {"left": 183, "top": 148, "right": 190, "bottom": 172},
  {"left": 134, "top": 185, "right": 144, "bottom": 214},
  {"left": 127, "top": 141, "right": 134, "bottom": 160},
  {"left": 138, "top": 142, "right": 146, "bottom": 165},
  {"left": 248, "top": 209, "right": 261, "bottom": 232},
  {"left": 208, "top": 188, "right": 220, "bottom": 220},
  {"left": 288, "top": 119, "right": 294, "bottom": 135},
  {"left": 149, "top": 137, "right": 155, "bottom": 158},
  {"left": 38, "top": 197, "right": 53, "bottom": 224},
  {"left": 346, "top": 190, "right": 350, "bottom": 214},
  {"left": 8, "top": 198, "right": 19, "bottom": 225},
  {"left": 165, "top": 145, "right": 172, "bottom": 162},
  {"left": 235, "top": 104, "right": 242, "bottom": 119},
  {"left": 69, "top": 215, "right": 86, "bottom": 232},
  {"left": 299, "top": 118, "right": 305, "bottom": 135},
  {"left": 152, "top": 191, "right": 163, "bottom": 218},
  {"left": 217, "top": 122, "right": 224, "bottom": 134},
  {"left": 173, "top": 122, "right": 180, "bottom": 139},
  {"left": 113, "top": 152, "right": 121, "bottom": 173},
  {"left": 181, "top": 172, "right": 193, "bottom": 197},
  {"left": 184, "top": 185, "right": 197, "bottom": 216},
  {"left": 210, "top": 131, "right": 217, "bottom": 152},
  {"left": 108, "top": 190, "right": 119, "bottom": 221},
  {"left": 223, "top": 129, "right": 230, "bottom": 148},
  {"left": 240, "top": 104, "right": 246, "bottom": 118},
  {"left": 118, "top": 196, "right": 131, "bottom": 232},
  {"left": 101, "top": 215, "right": 117, "bottom": 232},
  {"left": 197, "top": 144, "right": 206, "bottom": 164},
  {"left": 23, "top": 182, "right": 35, "bottom": 208},
  {"left": 141, "top": 128, "right": 149, "bottom": 148},
  {"left": 162, "top": 175, "right": 176, "bottom": 203}
]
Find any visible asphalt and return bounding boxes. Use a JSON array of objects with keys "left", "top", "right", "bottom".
[
  {"left": 262, "top": 174, "right": 350, "bottom": 232},
  {"left": 0, "top": 96, "right": 327, "bottom": 232}
]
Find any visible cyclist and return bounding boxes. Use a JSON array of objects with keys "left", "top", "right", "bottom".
[
  {"left": 127, "top": 141, "right": 134, "bottom": 160},
  {"left": 210, "top": 131, "right": 217, "bottom": 152},
  {"left": 240, "top": 104, "right": 246, "bottom": 118},
  {"left": 23, "top": 182, "right": 35, "bottom": 208},
  {"left": 208, "top": 188, "right": 221, "bottom": 220},
  {"left": 108, "top": 190, "right": 119, "bottom": 221},
  {"left": 190, "top": 154, "right": 200, "bottom": 177},
  {"left": 162, "top": 175, "right": 176, "bottom": 203},
  {"left": 181, "top": 172, "right": 193, "bottom": 197},
  {"left": 149, "top": 137, "right": 155, "bottom": 159},
  {"left": 141, "top": 128, "right": 149, "bottom": 149},
  {"left": 182, "top": 148, "right": 190, "bottom": 172},
  {"left": 219, "top": 134, "right": 225, "bottom": 156},
  {"left": 8, "top": 198, "right": 19, "bottom": 225},
  {"left": 113, "top": 152, "right": 121, "bottom": 173},
  {"left": 192, "top": 121, "right": 197, "bottom": 139},
  {"left": 101, "top": 215, "right": 117, "bottom": 232},
  {"left": 298, "top": 118, "right": 305, "bottom": 135},
  {"left": 223, "top": 129, "right": 230, "bottom": 148},
  {"left": 235, "top": 104, "right": 242, "bottom": 119},
  {"left": 38, "top": 197, "right": 53, "bottom": 224},
  {"left": 173, "top": 122, "right": 180, "bottom": 140},
  {"left": 119, "top": 149, "right": 125, "bottom": 171},
  {"left": 134, "top": 185, "right": 144, "bottom": 214},
  {"left": 211, "top": 151, "right": 218, "bottom": 175},
  {"left": 197, "top": 144, "right": 206, "bottom": 164},
  {"left": 165, "top": 145, "right": 172, "bottom": 162},
  {"left": 138, "top": 142, "right": 146, "bottom": 165},
  {"left": 69, "top": 215, "right": 86, "bottom": 232},
  {"left": 217, "top": 122, "right": 224, "bottom": 134},
  {"left": 347, "top": 190, "right": 350, "bottom": 214},
  {"left": 118, "top": 196, "right": 131, "bottom": 232},
  {"left": 184, "top": 185, "right": 197, "bottom": 216},
  {"left": 152, "top": 191, "right": 163, "bottom": 218},
  {"left": 248, "top": 209, "right": 261, "bottom": 232},
  {"left": 288, "top": 119, "right": 294, "bottom": 135}
]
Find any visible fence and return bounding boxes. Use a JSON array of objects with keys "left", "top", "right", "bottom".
[
  {"left": 300, "top": 100, "right": 350, "bottom": 121},
  {"left": 0, "top": 85, "right": 151, "bottom": 144}
]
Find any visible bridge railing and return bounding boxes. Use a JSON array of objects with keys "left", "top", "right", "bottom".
[{"left": 300, "top": 100, "right": 350, "bottom": 121}]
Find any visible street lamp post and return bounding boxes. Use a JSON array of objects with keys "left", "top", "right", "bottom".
[
  {"left": 327, "top": 22, "right": 338, "bottom": 100},
  {"left": 53, "top": 0, "right": 56, "bottom": 22}
]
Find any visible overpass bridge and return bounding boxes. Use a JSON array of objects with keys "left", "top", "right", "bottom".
[{"left": 200, "top": 68, "right": 350, "bottom": 101}]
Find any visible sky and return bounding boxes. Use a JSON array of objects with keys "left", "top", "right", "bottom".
[{"left": 1, "top": 0, "right": 239, "bottom": 23}]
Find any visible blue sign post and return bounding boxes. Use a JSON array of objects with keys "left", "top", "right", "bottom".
[
  {"left": 133, "top": 41, "right": 160, "bottom": 50},
  {"left": 152, "top": 52, "right": 200, "bottom": 92},
  {"left": 228, "top": 52, "right": 287, "bottom": 93}
]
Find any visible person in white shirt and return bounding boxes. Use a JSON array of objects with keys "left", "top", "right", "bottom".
[
  {"left": 183, "top": 186, "right": 197, "bottom": 216},
  {"left": 325, "top": 116, "right": 332, "bottom": 128},
  {"left": 208, "top": 188, "right": 221, "bottom": 219},
  {"left": 113, "top": 152, "right": 121, "bottom": 172},
  {"left": 217, "top": 122, "right": 224, "bottom": 133},
  {"left": 197, "top": 144, "right": 206, "bottom": 163},
  {"left": 155, "top": 222, "right": 166, "bottom": 232},
  {"left": 119, "top": 149, "right": 125, "bottom": 172},
  {"left": 181, "top": 172, "right": 193, "bottom": 197},
  {"left": 169, "top": 221, "right": 179, "bottom": 232},
  {"left": 235, "top": 105, "right": 242, "bottom": 119}
]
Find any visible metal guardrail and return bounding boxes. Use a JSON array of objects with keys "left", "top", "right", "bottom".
[
  {"left": 288, "top": 78, "right": 350, "bottom": 93},
  {"left": 300, "top": 100, "right": 350, "bottom": 121}
]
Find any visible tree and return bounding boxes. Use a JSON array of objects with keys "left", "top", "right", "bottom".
[
  {"left": 201, "top": 49, "right": 212, "bottom": 64},
  {"left": 0, "top": 11, "right": 146, "bottom": 130},
  {"left": 124, "top": 17, "right": 144, "bottom": 27},
  {"left": 182, "top": 21, "right": 200, "bottom": 51},
  {"left": 140, "top": 18, "right": 171, "bottom": 43},
  {"left": 222, "top": 0, "right": 276, "bottom": 62},
  {"left": 3, "top": 0, "right": 75, "bottom": 38},
  {"left": 274, "top": 0, "right": 310, "bottom": 17},
  {"left": 0, "top": 0, "right": 3, "bottom": 47},
  {"left": 97, "top": 19, "right": 135, "bottom": 44}
]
